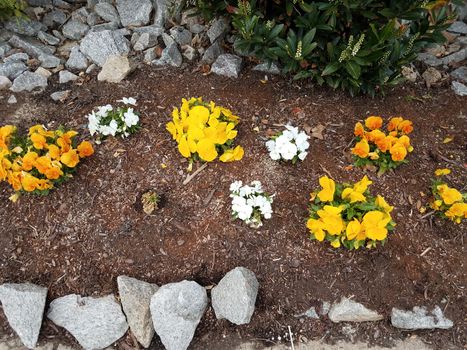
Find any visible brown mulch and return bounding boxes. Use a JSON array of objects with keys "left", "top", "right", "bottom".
[{"left": 0, "top": 65, "right": 466, "bottom": 350}]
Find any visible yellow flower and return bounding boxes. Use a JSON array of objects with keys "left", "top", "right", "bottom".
[
  {"left": 45, "top": 166, "right": 63, "bottom": 180},
  {"left": 342, "top": 176, "right": 372, "bottom": 203},
  {"left": 375, "top": 136, "right": 392, "bottom": 153},
  {"left": 197, "top": 138, "right": 218, "bottom": 162},
  {"left": 351, "top": 138, "right": 370, "bottom": 158},
  {"left": 375, "top": 195, "right": 393, "bottom": 213},
  {"left": 398, "top": 120, "right": 413, "bottom": 134},
  {"left": 434, "top": 168, "right": 450, "bottom": 177},
  {"left": 354, "top": 122, "right": 365, "bottom": 137},
  {"left": 317, "top": 205, "right": 345, "bottom": 235},
  {"left": 60, "top": 150, "right": 80, "bottom": 168},
  {"left": 389, "top": 142, "right": 407, "bottom": 161},
  {"left": 219, "top": 146, "right": 244, "bottom": 162},
  {"left": 362, "top": 211, "right": 391, "bottom": 241},
  {"left": 445, "top": 202, "right": 467, "bottom": 222},
  {"left": 364, "top": 116, "right": 383, "bottom": 130},
  {"left": 21, "top": 152, "right": 39, "bottom": 171},
  {"left": 0, "top": 125, "right": 16, "bottom": 150},
  {"left": 346, "top": 219, "right": 366, "bottom": 241},
  {"left": 366, "top": 129, "right": 386, "bottom": 143},
  {"left": 317, "top": 176, "right": 335, "bottom": 202},
  {"left": 330, "top": 239, "right": 341, "bottom": 248},
  {"left": 354, "top": 175, "right": 372, "bottom": 193},
  {"left": 21, "top": 172, "right": 40, "bottom": 192},
  {"left": 30, "top": 133, "right": 48, "bottom": 150},
  {"left": 77, "top": 141, "right": 94, "bottom": 158},
  {"left": 387, "top": 117, "right": 403, "bottom": 132},
  {"left": 437, "top": 184, "right": 462, "bottom": 205},
  {"left": 430, "top": 199, "right": 443, "bottom": 210},
  {"left": 48, "top": 144, "right": 61, "bottom": 160},
  {"left": 177, "top": 136, "right": 191, "bottom": 158},
  {"left": 306, "top": 218, "right": 326, "bottom": 241},
  {"left": 35, "top": 156, "right": 52, "bottom": 174}
]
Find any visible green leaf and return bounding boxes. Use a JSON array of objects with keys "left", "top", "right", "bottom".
[
  {"left": 321, "top": 62, "right": 340, "bottom": 76},
  {"left": 345, "top": 61, "right": 361, "bottom": 80}
]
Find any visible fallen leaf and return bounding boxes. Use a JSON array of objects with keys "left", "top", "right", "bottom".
[
  {"left": 160, "top": 163, "right": 167, "bottom": 169},
  {"left": 311, "top": 124, "right": 325, "bottom": 140},
  {"left": 344, "top": 165, "right": 353, "bottom": 171},
  {"left": 303, "top": 123, "right": 312, "bottom": 134},
  {"left": 419, "top": 206, "right": 426, "bottom": 214},
  {"left": 443, "top": 136, "right": 453, "bottom": 144},
  {"left": 253, "top": 126, "right": 260, "bottom": 133},
  {"left": 416, "top": 200, "right": 421, "bottom": 209}
]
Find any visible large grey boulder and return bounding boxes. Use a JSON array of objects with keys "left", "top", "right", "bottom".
[
  {"left": 417, "top": 52, "right": 442, "bottom": 67},
  {"left": 207, "top": 17, "right": 229, "bottom": 44},
  {"left": 391, "top": 306, "right": 453, "bottom": 330},
  {"left": 4, "top": 53, "right": 29, "bottom": 63},
  {"left": 211, "top": 267, "right": 259, "bottom": 325},
  {"left": 117, "top": 0, "right": 153, "bottom": 27},
  {"left": 117, "top": 276, "right": 158, "bottom": 348},
  {"left": 150, "top": 280, "right": 207, "bottom": 350},
  {"left": 201, "top": 41, "right": 223, "bottom": 64},
  {"left": 47, "top": 294, "right": 128, "bottom": 350},
  {"left": 9, "top": 35, "right": 55, "bottom": 58},
  {"left": 62, "top": 20, "right": 90, "bottom": 40},
  {"left": 11, "top": 71, "right": 48, "bottom": 92},
  {"left": 0, "top": 62, "right": 28, "bottom": 80},
  {"left": 4, "top": 18, "right": 45, "bottom": 36},
  {"left": 0, "top": 283, "right": 47, "bottom": 349},
  {"left": 452, "top": 81, "right": 467, "bottom": 96},
  {"left": 211, "top": 54, "right": 242, "bottom": 78},
  {"left": 152, "top": 44, "right": 182, "bottom": 67},
  {"left": 66, "top": 47, "right": 89, "bottom": 71},
  {"left": 328, "top": 297, "right": 383, "bottom": 323},
  {"left": 97, "top": 55, "right": 134, "bottom": 83},
  {"left": 133, "top": 33, "right": 158, "bottom": 51},
  {"left": 80, "top": 30, "right": 130, "bottom": 66},
  {"left": 95, "top": 2, "right": 120, "bottom": 24}
]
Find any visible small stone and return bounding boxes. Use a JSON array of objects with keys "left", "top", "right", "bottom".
[
  {"left": 72, "top": 7, "right": 90, "bottom": 23},
  {"left": 95, "top": 2, "right": 120, "bottom": 24},
  {"left": 80, "top": 30, "right": 130, "bottom": 66},
  {"left": 211, "top": 54, "right": 242, "bottom": 78},
  {"left": 417, "top": 52, "right": 442, "bottom": 67},
  {"left": 47, "top": 294, "right": 128, "bottom": 350},
  {"left": 4, "top": 18, "right": 45, "bottom": 36},
  {"left": 35, "top": 67, "right": 52, "bottom": 78},
  {"left": 152, "top": 44, "right": 182, "bottom": 67},
  {"left": 50, "top": 90, "right": 70, "bottom": 102},
  {"left": 143, "top": 47, "right": 156, "bottom": 63},
  {"left": 296, "top": 307, "right": 319, "bottom": 320},
  {"left": 90, "top": 22, "right": 120, "bottom": 32},
  {"left": 201, "top": 41, "right": 223, "bottom": 64},
  {"left": 132, "top": 25, "right": 164, "bottom": 36},
  {"left": 207, "top": 17, "right": 229, "bottom": 43},
  {"left": 87, "top": 12, "right": 100, "bottom": 26},
  {"left": 59, "top": 70, "right": 79, "bottom": 84},
  {"left": 43, "top": 9, "right": 67, "bottom": 28},
  {"left": 0, "top": 76, "right": 12, "bottom": 90},
  {"left": 0, "top": 42, "right": 12, "bottom": 58},
  {"left": 66, "top": 47, "right": 89, "bottom": 71},
  {"left": 401, "top": 65, "right": 418, "bottom": 83},
  {"left": 8, "top": 95, "right": 17, "bottom": 104},
  {"left": 422, "top": 67, "right": 442, "bottom": 87},
  {"left": 451, "top": 81, "right": 467, "bottom": 96},
  {"left": 86, "top": 63, "right": 97, "bottom": 74},
  {"left": 0, "top": 283, "right": 48, "bottom": 349},
  {"left": 189, "top": 24, "right": 205, "bottom": 34},
  {"left": 53, "top": 0, "right": 71, "bottom": 10},
  {"left": 117, "top": 276, "right": 159, "bottom": 348},
  {"left": 4, "top": 53, "right": 29, "bottom": 63},
  {"left": 97, "top": 55, "right": 134, "bottom": 83},
  {"left": 320, "top": 301, "right": 331, "bottom": 316},
  {"left": 37, "top": 31, "right": 61, "bottom": 46},
  {"left": 441, "top": 47, "right": 467, "bottom": 65},
  {"left": 211, "top": 267, "right": 259, "bottom": 325},
  {"left": 39, "top": 53, "right": 61, "bottom": 68},
  {"left": 181, "top": 8, "right": 201, "bottom": 27},
  {"left": 182, "top": 45, "right": 197, "bottom": 61},
  {"left": 447, "top": 21, "right": 467, "bottom": 35},
  {"left": 169, "top": 26, "right": 192, "bottom": 46},
  {"left": 150, "top": 280, "right": 207, "bottom": 350},
  {"left": 117, "top": 0, "right": 153, "bottom": 27},
  {"left": 62, "top": 20, "right": 90, "bottom": 40},
  {"left": 133, "top": 33, "right": 158, "bottom": 52},
  {"left": 328, "top": 297, "right": 383, "bottom": 323},
  {"left": 450, "top": 66, "right": 467, "bottom": 83},
  {"left": 253, "top": 62, "right": 281, "bottom": 75},
  {"left": 391, "top": 306, "right": 453, "bottom": 330},
  {"left": 0, "top": 62, "right": 28, "bottom": 80},
  {"left": 11, "top": 71, "right": 48, "bottom": 92}
]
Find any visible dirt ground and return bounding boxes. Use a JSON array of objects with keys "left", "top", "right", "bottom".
[{"left": 0, "top": 64, "right": 466, "bottom": 350}]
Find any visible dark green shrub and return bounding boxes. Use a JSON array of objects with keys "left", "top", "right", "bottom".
[
  {"left": 197, "top": 0, "right": 461, "bottom": 96},
  {"left": 0, "top": 0, "right": 26, "bottom": 20}
]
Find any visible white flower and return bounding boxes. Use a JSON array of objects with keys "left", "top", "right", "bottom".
[
  {"left": 101, "top": 119, "right": 119, "bottom": 136},
  {"left": 87, "top": 112, "right": 100, "bottom": 136},
  {"left": 298, "top": 151, "right": 308, "bottom": 160},
  {"left": 251, "top": 180, "right": 263, "bottom": 192},
  {"left": 230, "top": 181, "right": 243, "bottom": 193},
  {"left": 117, "top": 97, "right": 137, "bottom": 106},
  {"left": 124, "top": 108, "right": 139, "bottom": 127},
  {"left": 239, "top": 185, "right": 254, "bottom": 197},
  {"left": 279, "top": 141, "right": 298, "bottom": 160},
  {"left": 96, "top": 104, "right": 113, "bottom": 117},
  {"left": 295, "top": 132, "right": 310, "bottom": 151},
  {"left": 265, "top": 139, "right": 276, "bottom": 152}
]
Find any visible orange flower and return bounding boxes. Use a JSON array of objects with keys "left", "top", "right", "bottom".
[
  {"left": 7, "top": 171, "right": 22, "bottom": 191},
  {"left": 398, "top": 135, "right": 412, "bottom": 150},
  {"left": 365, "top": 116, "right": 383, "bottom": 130},
  {"left": 21, "top": 152, "right": 39, "bottom": 171},
  {"left": 375, "top": 136, "right": 392, "bottom": 153},
  {"left": 354, "top": 122, "right": 365, "bottom": 137},
  {"left": 398, "top": 120, "right": 413, "bottom": 134},
  {"left": 60, "top": 150, "right": 80, "bottom": 168},
  {"left": 45, "top": 166, "right": 63, "bottom": 180},
  {"left": 352, "top": 138, "right": 370, "bottom": 158},
  {"left": 21, "top": 173, "right": 40, "bottom": 192},
  {"left": 77, "top": 141, "right": 94, "bottom": 158},
  {"left": 366, "top": 129, "right": 386, "bottom": 143},
  {"left": 30, "top": 133, "right": 48, "bottom": 150},
  {"left": 387, "top": 117, "right": 403, "bottom": 131},
  {"left": 35, "top": 156, "right": 52, "bottom": 175},
  {"left": 48, "top": 144, "right": 61, "bottom": 160},
  {"left": 390, "top": 142, "right": 407, "bottom": 161}
]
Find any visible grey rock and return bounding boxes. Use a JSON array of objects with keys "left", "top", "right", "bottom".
[
  {"left": 450, "top": 66, "right": 467, "bottom": 83},
  {"left": 7, "top": 95, "right": 17, "bottom": 104},
  {"left": 80, "top": 30, "right": 130, "bottom": 66},
  {"left": 391, "top": 306, "right": 453, "bottom": 330},
  {"left": 201, "top": 41, "right": 222, "bottom": 64},
  {"left": 87, "top": 0, "right": 97, "bottom": 9},
  {"left": 97, "top": 55, "right": 134, "bottom": 83},
  {"left": 3, "top": 53, "right": 29, "bottom": 63},
  {"left": 11, "top": 71, "right": 48, "bottom": 92},
  {"left": 207, "top": 17, "right": 229, "bottom": 44},
  {"left": 56, "top": 41, "right": 79, "bottom": 57},
  {"left": 87, "top": 12, "right": 100, "bottom": 26},
  {"left": 53, "top": 0, "right": 71, "bottom": 9},
  {"left": 182, "top": 45, "right": 197, "bottom": 61},
  {"left": 50, "top": 90, "right": 70, "bottom": 102},
  {"left": 447, "top": 21, "right": 467, "bottom": 35},
  {"left": 170, "top": 26, "right": 192, "bottom": 46},
  {"left": 0, "top": 76, "right": 12, "bottom": 90},
  {"left": 211, "top": 54, "right": 242, "bottom": 78},
  {"left": 296, "top": 307, "right": 319, "bottom": 320},
  {"left": 181, "top": 8, "right": 201, "bottom": 27},
  {"left": 143, "top": 47, "right": 156, "bottom": 63},
  {"left": 150, "top": 280, "right": 207, "bottom": 350},
  {"left": 328, "top": 297, "right": 383, "bottom": 323},
  {"left": 59, "top": 70, "right": 78, "bottom": 83},
  {"left": 9, "top": 35, "right": 56, "bottom": 58},
  {"left": 441, "top": 47, "right": 467, "bottom": 65},
  {"left": 71, "top": 7, "right": 90, "bottom": 23},
  {"left": 189, "top": 24, "right": 205, "bottom": 34},
  {"left": 417, "top": 52, "right": 442, "bottom": 67},
  {"left": 133, "top": 33, "right": 158, "bottom": 51},
  {"left": 90, "top": 22, "right": 120, "bottom": 32},
  {"left": 452, "top": 81, "right": 467, "bottom": 96},
  {"left": 39, "top": 53, "right": 61, "bottom": 68},
  {"left": 153, "top": 0, "right": 182, "bottom": 28},
  {"left": 320, "top": 301, "right": 331, "bottom": 316},
  {"left": 457, "top": 36, "right": 467, "bottom": 47},
  {"left": 253, "top": 62, "right": 281, "bottom": 75},
  {"left": 132, "top": 25, "right": 164, "bottom": 36},
  {"left": 0, "top": 62, "right": 28, "bottom": 80},
  {"left": 52, "top": 30, "right": 65, "bottom": 41},
  {"left": 422, "top": 67, "right": 442, "bottom": 87},
  {"left": 95, "top": 2, "right": 120, "bottom": 24},
  {"left": 162, "top": 32, "right": 175, "bottom": 47},
  {"left": 117, "top": 276, "right": 158, "bottom": 348},
  {"left": 117, "top": 0, "right": 153, "bottom": 27},
  {"left": 47, "top": 294, "right": 129, "bottom": 350},
  {"left": 152, "top": 44, "right": 182, "bottom": 67},
  {"left": 42, "top": 10, "right": 67, "bottom": 28},
  {"left": 86, "top": 63, "right": 97, "bottom": 74},
  {"left": 212, "top": 267, "right": 258, "bottom": 325},
  {"left": 62, "top": 20, "right": 89, "bottom": 40},
  {"left": 27, "top": 0, "right": 52, "bottom": 5},
  {"left": 401, "top": 65, "right": 418, "bottom": 83},
  {"left": 35, "top": 66, "right": 52, "bottom": 78},
  {"left": 4, "top": 18, "right": 45, "bottom": 36},
  {"left": 66, "top": 47, "right": 89, "bottom": 70},
  {"left": 0, "top": 43, "right": 12, "bottom": 58},
  {"left": 37, "top": 31, "right": 61, "bottom": 46},
  {"left": 0, "top": 283, "right": 47, "bottom": 349}
]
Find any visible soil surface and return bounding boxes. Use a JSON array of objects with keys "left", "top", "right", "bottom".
[{"left": 0, "top": 65, "right": 466, "bottom": 350}]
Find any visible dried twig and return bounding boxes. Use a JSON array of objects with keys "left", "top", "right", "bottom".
[
  {"left": 183, "top": 163, "right": 208, "bottom": 185},
  {"left": 288, "top": 326, "right": 295, "bottom": 350}
]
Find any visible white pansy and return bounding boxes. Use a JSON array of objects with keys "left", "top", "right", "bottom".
[
  {"left": 298, "top": 151, "right": 308, "bottom": 160},
  {"left": 265, "top": 140, "right": 276, "bottom": 152},
  {"left": 124, "top": 108, "right": 139, "bottom": 127},
  {"left": 96, "top": 104, "right": 113, "bottom": 117},
  {"left": 117, "top": 97, "right": 137, "bottom": 106},
  {"left": 266, "top": 124, "right": 310, "bottom": 162},
  {"left": 230, "top": 181, "right": 243, "bottom": 193},
  {"left": 279, "top": 142, "right": 298, "bottom": 160},
  {"left": 87, "top": 112, "right": 100, "bottom": 136}
]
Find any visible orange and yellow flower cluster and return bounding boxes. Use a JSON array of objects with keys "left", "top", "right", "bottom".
[
  {"left": 430, "top": 169, "right": 466, "bottom": 224},
  {"left": 352, "top": 116, "right": 414, "bottom": 173},
  {"left": 0, "top": 124, "right": 94, "bottom": 200},
  {"left": 166, "top": 97, "right": 244, "bottom": 164},
  {"left": 306, "top": 175, "right": 395, "bottom": 249}
]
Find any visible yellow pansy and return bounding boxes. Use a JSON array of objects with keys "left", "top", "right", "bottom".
[
  {"left": 306, "top": 218, "right": 326, "bottom": 241},
  {"left": 317, "top": 176, "right": 335, "bottom": 202},
  {"left": 317, "top": 205, "right": 345, "bottom": 235},
  {"left": 375, "top": 195, "right": 393, "bottom": 213},
  {"left": 21, "top": 152, "right": 39, "bottom": 171},
  {"left": 445, "top": 202, "right": 467, "bottom": 222},
  {"left": 434, "top": 168, "right": 450, "bottom": 177},
  {"left": 342, "top": 176, "right": 372, "bottom": 203},
  {"left": 177, "top": 136, "right": 191, "bottom": 158},
  {"left": 437, "top": 184, "right": 462, "bottom": 205},
  {"left": 197, "top": 138, "right": 218, "bottom": 162},
  {"left": 346, "top": 219, "right": 366, "bottom": 241},
  {"left": 60, "top": 150, "right": 80, "bottom": 168},
  {"left": 365, "top": 116, "right": 383, "bottom": 130},
  {"left": 351, "top": 138, "right": 370, "bottom": 158},
  {"left": 330, "top": 239, "right": 341, "bottom": 248},
  {"left": 219, "top": 146, "right": 244, "bottom": 162},
  {"left": 30, "top": 133, "right": 48, "bottom": 150},
  {"left": 362, "top": 211, "right": 391, "bottom": 241},
  {"left": 0, "top": 125, "right": 16, "bottom": 149}
]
